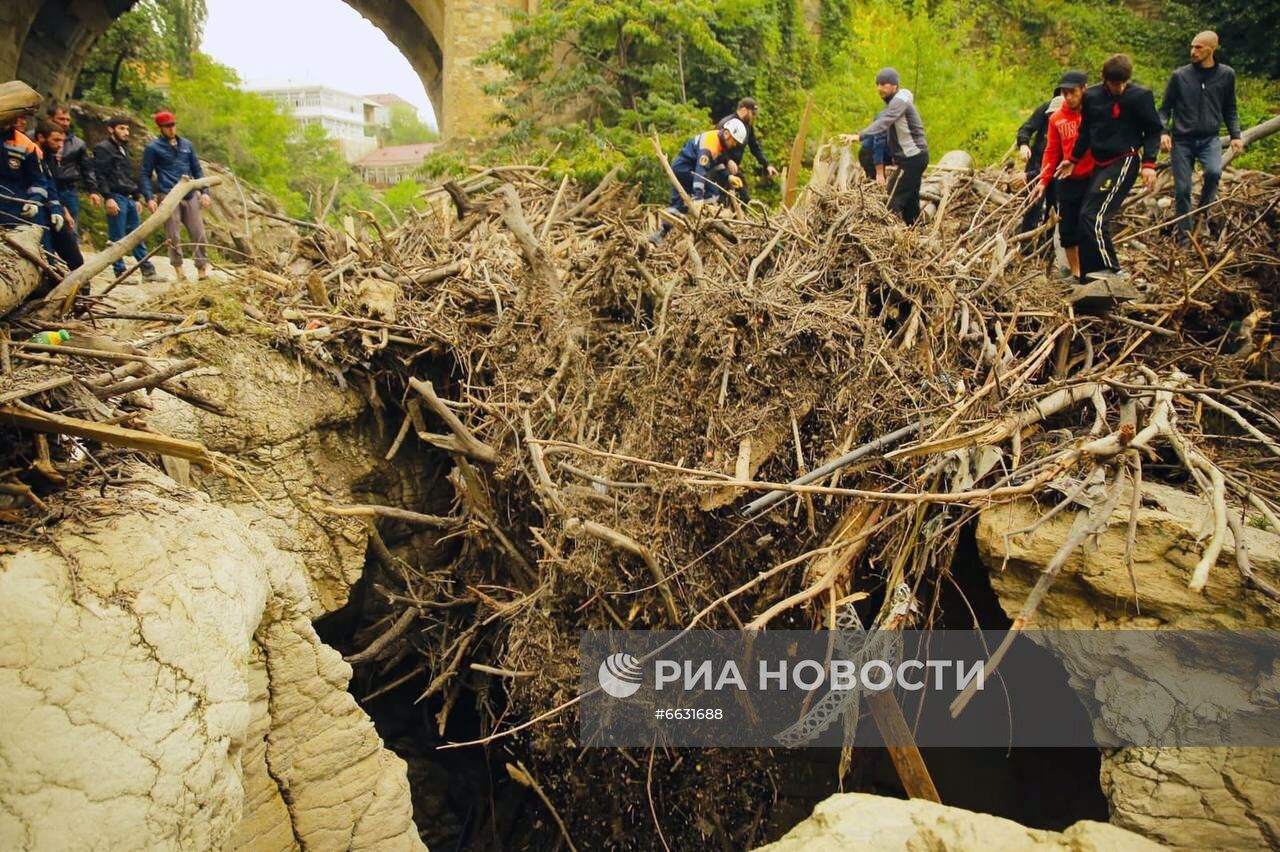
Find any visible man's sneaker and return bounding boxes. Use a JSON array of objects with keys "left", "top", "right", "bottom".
[
  {"left": 141, "top": 264, "right": 159, "bottom": 281},
  {"left": 646, "top": 229, "right": 666, "bottom": 246},
  {"left": 174, "top": 267, "right": 187, "bottom": 282}
]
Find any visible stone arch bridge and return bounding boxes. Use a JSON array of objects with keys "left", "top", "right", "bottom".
[{"left": 1, "top": 0, "right": 531, "bottom": 140}]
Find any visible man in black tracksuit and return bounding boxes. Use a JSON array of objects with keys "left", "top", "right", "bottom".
[
  {"left": 713, "top": 97, "right": 777, "bottom": 202},
  {"left": 1056, "top": 54, "right": 1162, "bottom": 284},
  {"left": 1159, "top": 30, "right": 1244, "bottom": 236},
  {"left": 1015, "top": 91, "right": 1056, "bottom": 236}
]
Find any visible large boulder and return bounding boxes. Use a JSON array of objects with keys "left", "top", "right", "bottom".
[
  {"left": 756, "top": 793, "right": 1164, "bottom": 851},
  {"left": 977, "top": 480, "right": 1280, "bottom": 850},
  {"left": 0, "top": 465, "right": 424, "bottom": 850},
  {"left": 977, "top": 480, "right": 1280, "bottom": 630}
]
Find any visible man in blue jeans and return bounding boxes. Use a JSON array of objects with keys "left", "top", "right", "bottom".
[
  {"left": 92, "top": 116, "right": 157, "bottom": 280},
  {"left": 1159, "top": 30, "right": 1245, "bottom": 238}
]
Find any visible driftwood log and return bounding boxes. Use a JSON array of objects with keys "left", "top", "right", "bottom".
[
  {"left": 0, "top": 226, "right": 44, "bottom": 317},
  {"left": 0, "top": 81, "right": 40, "bottom": 125},
  {"left": 40, "top": 175, "right": 223, "bottom": 314}
]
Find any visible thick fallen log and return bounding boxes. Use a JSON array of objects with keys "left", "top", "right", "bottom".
[
  {"left": 1222, "top": 113, "right": 1280, "bottom": 167},
  {"left": 0, "top": 226, "right": 45, "bottom": 318},
  {"left": 0, "top": 404, "right": 215, "bottom": 467},
  {"left": 40, "top": 176, "right": 222, "bottom": 314}
]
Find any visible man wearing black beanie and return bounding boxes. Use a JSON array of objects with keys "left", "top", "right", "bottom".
[{"left": 840, "top": 67, "right": 930, "bottom": 224}]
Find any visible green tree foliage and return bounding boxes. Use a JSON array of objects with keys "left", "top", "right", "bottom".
[
  {"left": 76, "top": 0, "right": 210, "bottom": 105},
  {"left": 76, "top": 1, "right": 169, "bottom": 108},
  {"left": 155, "top": 0, "right": 210, "bottom": 77},
  {"left": 481, "top": 0, "right": 1276, "bottom": 194},
  {"left": 380, "top": 105, "right": 440, "bottom": 146},
  {"left": 481, "top": 0, "right": 812, "bottom": 197}
]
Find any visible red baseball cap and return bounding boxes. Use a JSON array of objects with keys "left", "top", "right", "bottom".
[{"left": 154, "top": 111, "right": 176, "bottom": 126}]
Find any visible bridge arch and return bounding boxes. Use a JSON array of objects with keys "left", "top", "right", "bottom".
[{"left": 0, "top": 0, "right": 525, "bottom": 140}]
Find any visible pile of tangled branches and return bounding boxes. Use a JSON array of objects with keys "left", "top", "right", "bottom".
[
  {"left": 4, "top": 142, "right": 1277, "bottom": 846},
  {"left": 257, "top": 152, "right": 1278, "bottom": 845}
]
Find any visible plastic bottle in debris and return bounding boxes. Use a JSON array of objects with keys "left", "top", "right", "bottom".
[{"left": 29, "top": 330, "right": 71, "bottom": 346}]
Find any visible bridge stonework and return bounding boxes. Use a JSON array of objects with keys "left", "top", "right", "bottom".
[{"left": 1, "top": 0, "right": 530, "bottom": 141}]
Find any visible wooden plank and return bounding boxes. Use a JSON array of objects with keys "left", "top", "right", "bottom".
[
  {"left": 0, "top": 375, "right": 75, "bottom": 405},
  {"left": 0, "top": 404, "right": 214, "bottom": 467},
  {"left": 866, "top": 690, "right": 942, "bottom": 803},
  {"left": 783, "top": 93, "right": 813, "bottom": 208}
]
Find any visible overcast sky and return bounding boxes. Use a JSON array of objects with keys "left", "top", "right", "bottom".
[{"left": 201, "top": 0, "right": 438, "bottom": 128}]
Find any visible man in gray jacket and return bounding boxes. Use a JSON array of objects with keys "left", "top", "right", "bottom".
[
  {"left": 1159, "top": 30, "right": 1244, "bottom": 236},
  {"left": 841, "top": 68, "right": 930, "bottom": 224}
]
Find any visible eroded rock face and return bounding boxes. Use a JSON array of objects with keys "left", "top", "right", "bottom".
[
  {"left": 756, "top": 793, "right": 1164, "bottom": 851},
  {"left": 147, "top": 333, "right": 433, "bottom": 615},
  {"left": 0, "top": 466, "right": 423, "bottom": 850},
  {"left": 977, "top": 481, "right": 1280, "bottom": 850},
  {"left": 977, "top": 480, "right": 1280, "bottom": 630}
]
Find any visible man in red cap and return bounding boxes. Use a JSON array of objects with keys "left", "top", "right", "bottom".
[{"left": 141, "top": 110, "right": 211, "bottom": 281}]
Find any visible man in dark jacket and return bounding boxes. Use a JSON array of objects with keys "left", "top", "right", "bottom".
[
  {"left": 1056, "top": 54, "right": 1162, "bottom": 284},
  {"left": 713, "top": 98, "right": 777, "bottom": 202},
  {"left": 46, "top": 105, "right": 102, "bottom": 225},
  {"left": 93, "top": 116, "right": 157, "bottom": 279},
  {"left": 1015, "top": 88, "right": 1060, "bottom": 236},
  {"left": 33, "top": 121, "right": 83, "bottom": 270},
  {"left": 1159, "top": 30, "right": 1244, "bottom": 236},
  {"left": 841, "top": 68, "right": 930, "bottom": 225},
  {"left": 142, "top": 110, "right": 211, "bottom": 281},
  {"left": 648, "top": 119, "right": 747, "bottom": 244}
]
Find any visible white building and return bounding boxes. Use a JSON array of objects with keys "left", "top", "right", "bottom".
[{"left": 245, "top": 80, "right": 389, "bottom": 163}]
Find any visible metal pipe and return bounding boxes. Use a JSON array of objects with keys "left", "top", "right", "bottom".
[{"left": 737, "top": 422, "right": 922, "bottom": 519}]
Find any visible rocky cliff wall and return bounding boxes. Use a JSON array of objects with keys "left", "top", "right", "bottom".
[{"left": 0, "top": 465, "right": 424, "bottom": 850}]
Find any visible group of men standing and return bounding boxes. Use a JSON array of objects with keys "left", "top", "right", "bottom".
[
  {"left": 1019, "top": 30, "right": 1244, "bottom": 285},
  {"left": 659, "top": 28, "right": 1246, "bottom": 292},
  {"left": 1, "top": 105, "right": 212, "bottom": 281}
]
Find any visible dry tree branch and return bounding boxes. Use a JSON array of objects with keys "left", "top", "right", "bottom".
[
  {"left": 346, "top": 607, "right": 418, "bottom": 665},
  {"left": 409, "top": 377, "right": 498, "bottom": 463},
  {"left": 565, "top": 517, "right": 680, "bottom": 624}
]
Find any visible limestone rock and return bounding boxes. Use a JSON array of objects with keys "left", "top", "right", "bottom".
[
  {"left": 977, "top": 481, "right": 1280, "bottom": 850},
  {"left": 756, "top": 793, "right": 1164, "bottom": 851},
  {"left": 0, "top": 465, "right": 423, "bottom": 850},
  {"left": 1101, "top": 747, "right": 1280, "bottom": 850},
  {"left": 147, "top": 333, "right": 433, "bottom": 614},
  {"left": 976, "top": 480, "right": 1280, "bottom": 629}
]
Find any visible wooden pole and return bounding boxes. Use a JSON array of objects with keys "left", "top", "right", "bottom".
[
  {"left": 1221, "top": 113, "right": 1280, "bottom": 167},
  {"left": 866, "top": 691, "right": 943, "bottom": 803},
  {"left": 40, "top": 175, "right": 222, "bottom": 314},
  {"left": 0, "top": 404, "right": 214, "bottom": 467},
  {"left": 783, "top": 94, "right": 813, "bottom": 208}
]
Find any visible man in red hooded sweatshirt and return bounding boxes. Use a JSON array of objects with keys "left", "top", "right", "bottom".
[{"left": 1032, "top": 71, "right": 1091, "bottom": 279}]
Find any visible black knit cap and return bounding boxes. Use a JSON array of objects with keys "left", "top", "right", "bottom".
[{"left": 1057, "top": 70, "right": 1088, "bottom": 91}]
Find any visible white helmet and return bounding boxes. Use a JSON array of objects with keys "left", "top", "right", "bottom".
[{"left": 722, "top": 117, "right": 748, "bottom": 144}]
